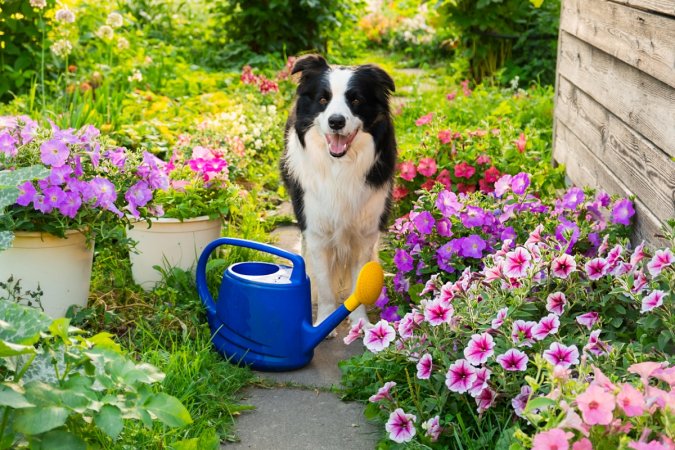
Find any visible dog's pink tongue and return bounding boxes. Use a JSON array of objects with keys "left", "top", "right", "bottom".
[{"left": 327, "top": 134, "right": 349, "bottom": 156}]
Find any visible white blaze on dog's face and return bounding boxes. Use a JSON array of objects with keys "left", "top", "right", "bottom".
[{"left": 317, "top": 69, "right": 362, "bottom": 158}]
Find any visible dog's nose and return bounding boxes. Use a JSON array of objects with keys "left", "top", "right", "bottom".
[{"left": 328, "top": 114, "right": 346, "bottom": 131}]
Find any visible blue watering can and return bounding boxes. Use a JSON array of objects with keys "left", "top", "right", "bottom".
[{"left": 196, "top": 238, "right": 383, "bottom": 371}]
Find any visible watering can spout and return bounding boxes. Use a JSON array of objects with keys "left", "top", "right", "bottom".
[{"left": 303, "top": 261, "right": 384, "bottom": 353}]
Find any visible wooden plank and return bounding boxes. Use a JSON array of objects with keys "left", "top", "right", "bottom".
[
  {"left": 561, "top": 0, "right": 675, "bottom": 88},
  {"left": 610, "top": 0, "right": 675, "bottom": 17},
  {"left": 554, "top": 122, "right": 668, "bottom": 248},
  {"left": 555, "top": 76, "right": 675, "bottom": 222},
  {"left": 557, "top": 31, "right": 675, "bottom": 157}
]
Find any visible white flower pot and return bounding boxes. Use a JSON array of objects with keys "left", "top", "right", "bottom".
[
  {"left": 0, "top": 230, "right": 94, "bottom": 318},
  {"left": 127, "top": 216, "right": 222, "bottom": 290}
]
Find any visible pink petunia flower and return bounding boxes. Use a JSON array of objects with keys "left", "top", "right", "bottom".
[
  {"left": 512, "top": 385, "right": 532, "bottom": 417},
  {"left": 483, "top": 262, "right": 505, "bottom": 284},
  {"left": 496, "top": 348, "right": 529, "bottom": 371},
  {"left": 415, "top": 113, "right": 433, "bottom": 126},
  {"left": 532, "top": 428, "right": 573, "bottom": 450},
  {"left": 592, "top": 366, "right": 617, "bottom": 392},
  {"left": 543, "top": 342, "right": 580, "bottom": 368},
  {"left": 629, "top": 242, "right": 647, "bottom": 267},
  {"left": 576, "top": 384, "right": 616, "bottom": 425},
  {"left": 445, "top": 359, "right": 477, "bottom": 393},
  {"left": 422, "top": 416, "right": 442, "bottom": 442},
  {"left": 633, "top": 271, "right": 649, "bottom": 293},
  {"left": 369, "top": 381, "right": 396, "bottom": 403},
  {"left": 469, "top": 367, "right": 491, "bottom": 397},
  {"left": 423, "top": 298, "right": 454, "bottom": 326},
  {"left": 551, "top": 254, "right": 577, "bottom": 279},
  {"left": 628, "top": 441, "right": 670, "bottom": 450},
  {"left": 576, "top": 312, "right": 599, "bottom": 330},
  {"left": 475, "top": 387, "right": 496, "bottom": 413},
  {"left": 585, "top": 258, "right": 609, "bottom": 280},
  {"left": 572, "top": 438, "right": 593, "bottom": 450},
  {"left": 399, "top": 161, "right": 417, "bottom": 181},
  {"left": 363, "top": 320, "right": 396, "bottom": 353},
  {"left": 385, "top": 408, "right": 417, "bottom": 443},
  {"left": 463, "top": 333, "right": 495, "bottom": 366},
  {"left": 511, "top": 320, "right": 537, "bottom": 347},
  {"left": 494, "top": 174, "right": 512, "bottom": 197},
  {"left": 546, "top": 292, "right": 567, "bottom": 315},
  {"left": 491, "top": 307, "right": 508, "bottom": 329},
  {"left": 617, "top": 383, "right": 645, "bottom": 417},
  {"left": 503, "top": 247, "right": 532, "bottom": 278},
  {"left": 438, "top": 129, "right": 453, "bottom": 144},
  {"left": 647, "top": 248, "right": 673, "bottom": 277},
  {"left": 343, "top": 318, "right": 365, "bottom": 345},
  {"left": 628, "top": 361, "right": 665, "bottom": 381},
  {"left": 417, "top": 157, "right": 437, "bottom": 177},
  {"left": 454, "top": 161, "right": 476, "bottom": 179},
  {"left": 514, "top": 133, "right": 527, "bottom": 153},
  {"left": 584, "top": 330, "right": 611, "bottom": 357},
  {"left": 652, "top": 366, "right": 675, "bottom": 386},
  {"left": 533, "top": 314, "right": 560, "bottom": 340},
  {"left": 641, "top": 290, "right": 666, "bottom": 314},
  {"left": 416, "top": 353, "right": 433, "bottom": 380}
]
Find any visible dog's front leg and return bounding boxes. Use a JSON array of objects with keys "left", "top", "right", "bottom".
[{"left": 304, "top": 232, "right": 339, "bottom": 332}]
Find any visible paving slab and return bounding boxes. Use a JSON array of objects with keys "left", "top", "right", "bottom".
[{"left": 225, "top": 387, "right": 380, "bottom": 449}]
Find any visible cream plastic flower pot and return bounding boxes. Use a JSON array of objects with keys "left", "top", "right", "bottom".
[
  {"left": 0, "top": 230, "right": 94, "bottom": 318},
  {"left": 127, "top": 216, "right": 222, "bottom": 290}
]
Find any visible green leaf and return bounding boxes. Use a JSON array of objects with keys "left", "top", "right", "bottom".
[
  {"left": 363, "top": 402, "right": 380, "bottom": 420},
  {"left": 48, "top": 318, "right": 71, "bottom": 342},
  {"left": 0, "top": 300, "right": 51, "bottom": 345},
  {"left": 14, "top": 406, "right": 69, "bottom": 435},
  {"left": 0, "top": 386, "right": 34, "bottom": 408},
  {"left": 145, "top": 393, "right": 193, "bottom": 427},
  {"left": 0, "top": 187, "right": 19, "bottom": 211},
  {"left": 0, "top": 166, "right": 50, "bottom": 188},
  {"left": 0, "top": 231, "right": 13, "bottom": 251},
  {"left": 95, "top": 405, "right": 124, "bottom": 440},
  {"left": 0, "top": 340, "right": 36, "bottom": 357},
  {"left": 530, "top": 0, "right": 544, "bottom": 7},
  {"left": 87, "top": 332, "right": 122, "bottom": 353},
  {"left": 525, "top": 396, "right": 555, "bottom": 413},
  {"left": 32, "top": 430, "right": 86, "bottom": 450}
]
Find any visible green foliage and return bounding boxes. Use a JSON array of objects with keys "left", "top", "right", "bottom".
[{"left": 0, "top": 300, "right": 192, "bottom": 448}]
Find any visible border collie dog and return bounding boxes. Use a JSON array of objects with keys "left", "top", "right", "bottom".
[{"left": 281, "top": 55, "right": 397, "bottom": 328}]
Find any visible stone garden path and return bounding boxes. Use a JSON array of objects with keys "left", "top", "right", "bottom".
[{"left": 222, "top": 203, "right": 380, "bottom": 449}]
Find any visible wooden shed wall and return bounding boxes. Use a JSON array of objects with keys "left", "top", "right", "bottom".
[{"left": 553, "top": 0, "right": 675, "bottom": 246}]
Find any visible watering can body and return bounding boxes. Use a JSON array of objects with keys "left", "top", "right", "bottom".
[{"left": 196, "top": 237, "right": 352, "bottom": 371}]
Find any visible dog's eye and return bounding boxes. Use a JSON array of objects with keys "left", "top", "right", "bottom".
[
  {"left": 319, "top": 97, "right": 328, "bottom": 105},
  {"left": 351, "top": 98, "right": 360, "bottom": 106}
]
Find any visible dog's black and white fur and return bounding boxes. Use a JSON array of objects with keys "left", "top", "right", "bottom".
[{"left": 281, "top": 55, "right": 396, "bottom": 328}]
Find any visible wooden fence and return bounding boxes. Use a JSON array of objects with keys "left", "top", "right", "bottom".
[{"left": 552, "top": 0, "right": 675, "bottom": 246}]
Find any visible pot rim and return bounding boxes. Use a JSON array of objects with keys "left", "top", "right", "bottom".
[
  {"left": 127, "top": 215, "right": 218, "bottom": 224},
  {"left": 12, "top": 229, "right": 85, "bottom": 238}
]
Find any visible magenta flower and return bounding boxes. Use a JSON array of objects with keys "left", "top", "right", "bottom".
[
  {"left": 460, "top": 205, "right": 486, "bottom": 228},
  {"left": 385, "top": 408, "right": 416, "bottom": 443},
  {"left": 584, "top": 330, "right": 611, "bottom": 357},
  {"left": 630, "top": 242, "right": 647, "bottom": 266},
  {"left": 494, "top": 174, "right": 512, "bottom": 197},
  {"left": 461, "top": 234, "right": 486, "bottom": 259},
  {"left": 484, "top": 263, "right": 505, "bottom": 284},
  {"left": 415, "top": 113, "right": 433, "bottom": 126},
  {"left": 435, "top": 189, "right": 462, "bottom": 217},
  {"left": 491, "top": 307, "right": 508, "bottom": 329},
  {"left": 421, "top": 416, "right": 441, "bottom": 442},
  {"left": 532, "top": 428, "right": 573, "bottom": 450},
  {"left": 369, "top": 381, "right": 396, "bottom": 403},
  {"left": 475, "top": 387, "right": 496, "bottom": 413},
  {"left": 397, "top": 313, "right": 415, "bottom": 339},
  {"left": 503, "top": 247, "right": 531, "bottom": 278},
  {"left": 423, "top": 298, "right": 454, "bottom": 326},
  {"left": 40, "top": 139, "right": 70, "bottom": 167},
  {"left": 611, "top": 198, "right": 635, "bottom": 225},
  {"left": 417, "top": 157, "right": 437, "bottom": 177},
  {"left": 641, "top": 290, "right": 665, "bottom": 313},
  {"left": 543, "top": 342, "right": 579, "bottom": 368},
  {"left": 576, "top": 312, "right": 599, "bottom": 330},
  {"left": 89, "top": 177, "right": 117, "bottom": 208},
  {"left": 445, "top": 359, "right": 477, "bottom": 393},
  {"left": 343, "top": 318, "right": 365, "bottom": 345},
  {"left": 617, "top": 383, "right": 645, "bottom": 417},
  {"left": 576, "top": 384, "right": 616, "bottom": 425},
  {"left": 0, "top": 131, "right": 17, "bottom": 157},
  {"left": 562, "top": 187, "right": 585, "bottom": 210},
  {"left": 43, "top": 186, "right": 66, "bottom": 209},
  {"left": 532, "top": 314, "right": 560, "bottom": 340},
  {"left": 436, "top": 217, "right": 453, "bottom": 237},
  {"left": 469, "top": 367, "right": 491, "bottom": 397},
  {"left": 125, "top": 180, "right": 153, "bottom": 217},
  {"left": 57, "top": 191, "right": 82, "bottom": 219},
  {"left": 454, "top": 161, "right": 475, "bottom": 179},
  {"left": 463, "top": 333, "right": 495, "bottom": 366},
  {"left": 363, "top": 320, "right": 396, "bottom": 353},
  {"left": 512, "top": 385, "right": 532, "bottom": 417},
  {"left": 647, "top": 248, "right": 673, "bottom": 277},
  {"left": 416, "top": 353, "right": 433, "bottom": 380},
  {"left": 585, "top": 257, "right": 609, "bottom": 280},
  {"left": 511, "top": 320, "right": 536, "bottom": 347},
  {"left": 546, "top": 291, "right": 566, "bottom": 315},
  {"left": 510, "top": 172, "right": 530, "bottom": 195},
  {"left": 633, "top": 271, "right": 648, "bottom": 293},
  {"left": 16, "top": 181, "right": 37, "bottom": 206},
  {"left": 394, "top": 248, "right": 414, "bottom": 273},
  {"left": 496, "top": 349, "right": 529, "bottom": 371},
  {"left": 438, "top": 129, "right": 453, "bottom": 144},
  {"left": 412, "top": 211, "right": 435, "bottom": 235},
  {"left": 399, "top": 161, "right": 417, "bottom": 181},
  {"left": 551, "top": 254, "right": 576, "bottom": 279}
]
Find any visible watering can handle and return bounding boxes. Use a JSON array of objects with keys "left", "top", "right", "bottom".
[{"left": 196, "top": 237, "right": 306, "bottom": 314}]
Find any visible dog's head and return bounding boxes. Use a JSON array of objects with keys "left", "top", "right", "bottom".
[{"left": 291, "top": 54, "right": 395, "bottom": 158}]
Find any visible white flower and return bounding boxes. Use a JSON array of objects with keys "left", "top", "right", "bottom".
[
  {"left": 96, "top": 25, "right": 114, "bottom": 41},
  {"left": 55, "top": 8, "right": 75, "bottom": 23},
  {"left": 127, "top": 69, "right": 143, "bottom": 83},
  {"left": 50, "top": 39, "right": 73, "bottom": 57},
  {"left": 254, "top": 139, "right": 263, "bottom": 149},
  {"left": 116, "top": 36, "right": 129, "bottom": 50},
  {"left": 106, "top": 12, "right": 124, "bottom": 28},
  {"left": 30, "top": 0, "right": 47, "bottom": 9}
]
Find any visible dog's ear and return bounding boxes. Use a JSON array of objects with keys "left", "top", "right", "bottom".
[
  {"left": 357, "top": 64, "right": 395, "bottom": 94},
  {"left": 291, "top": 54, "right": 329, "bottom": 75}
]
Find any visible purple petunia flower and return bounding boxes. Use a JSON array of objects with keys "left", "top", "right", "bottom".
[
  {"left": 494, "top": 174, "right": 512, "bottom": 197},
  {"left": 461, "top": 234, "right": 486, "bottom": 259},
  {"left": 16, "top": 181, "right": 37, "bottom": 206},
  {"left": 610, "top": 198, "right": 635, "bottom": 226},
  {"left": 461, "top": 206, "right": 486, "bottom": 228},
  {"left": 436, "top": 217, "right": 453, "bottom": 237},
  {"left": 48, "top": 165, "right": 73, "bottom": 186},
  {"left": 40, "top": 139, "right": 70, "bottom": 167},
  {"left": 58, "top": 191, "right": 82, "bottom": 218},
  {"left": 436, "top": 189, "right": 462, "bottom": 217},
  {"left": 125, "top": 180, "right": 153, "bottom": 217},
  {"left": 576, "top": 312, "right": 599, "bottom": 329},
  {"left": 43, "top": 186, "right": 66, "bottom": 209},
  {"left": 412, "top": 211, "right": 435, "bottom": 235},
  {"left": 512, "top": 385, "right": 532, "bottom": 417},
  {"left": 105, "top": 148, "right": 127, "bottom": 169},
  {"left": 510, "top": 172, "right": 530, "bottom": 195},
  {"left": 500, "top": 226, "right": 517, "bottom": 242},
  {"left": 496, "top": 348, "right": 529, "bottom": 371},
  {"left": 0, "top": 131, "right": 17, "bottom": 157},
  {"left": 543, "top": 342, "right": 579, "bottom": 368},
  {"left": 394, "top": 248, "right": 414, "bottom": 273},
  {"left": 33, "top": 195, "right": 52, "bottom": 213},
  {"left": 562, "top": 187, "right": 585, "bottom": 210},
  {"left": 89, "top": 177, "right": 117, "bottom": 207},
  {"left": 380, "top": 306, "right": 400, "bottom": 322},
  {"left": 555, "top": 218, "right": 580, "bottom": 253}
]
